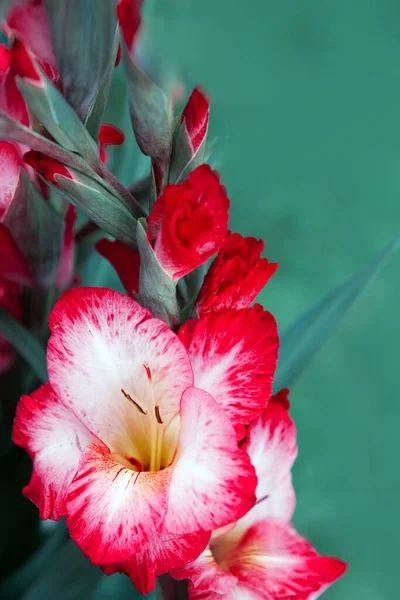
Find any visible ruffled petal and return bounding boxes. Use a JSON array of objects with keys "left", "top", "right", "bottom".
[
  {"left": 229, "top": 521, "right": 346, "bottom": 600},
  {"left": 240, "top": 390, "right": 298, "bottom": 527},
  {"left": 164, "top": 387, "right": 257, "bottom": 535},
  {"left": 47, "top": 287, "right": 193, "bottom": 458},
  {"left": 102, "top": 529, "right": 210, "bottom": 595},
  {"left": 12, "top": 383, "right": 96, "bottom": 520},
  {"left": 172, "top": 545, "right": 237, "bottom": 597},
  {"left": 66, "top": 443, "right": 171, "bottom": 564},
  {"left": 178, "top": 306, "right": 279, "bottom": 437},
  {"left": 148, "top": 165, "right": 229, "bottom": 280}
]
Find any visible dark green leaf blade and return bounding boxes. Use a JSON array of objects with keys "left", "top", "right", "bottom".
[
  {"left": 0, "top": 308, "right": 47, "bottom": 382},
  {"left": 274, "top": 237, "right": 400, "bottom": 391},
  {"left": 21, "top": 540, "right": 102, "bottom": 600}
]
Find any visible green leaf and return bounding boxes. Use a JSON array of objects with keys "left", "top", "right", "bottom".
[
  {"left": 21, "top": 540, "right": 102, "bottom": 600},
  {"left": 51, "top": 172, "right": 138, "bottom": 248},
  {"left": 17, "top": 73, "right": 101, "bottom": 166},
  {"left": 3, "top": 170, "right": 65, "bottom": 286},
  {"left": 0, "top": 110, "right": 146, "bottom": 221},
  {"left": 137, "top": 219, "right": 179, "bottom": 329},
  {"left": 0, "top": 308, "right": 47, "bottom": 383},
  {"left": 43, "top": 0, "right": 118, "bottom": 123},
  {"left": 0, "top": 523, "right": 67, "bottom": 600},
  {"left": 274, "top": 236, "right": 400, "bottom": 392}
]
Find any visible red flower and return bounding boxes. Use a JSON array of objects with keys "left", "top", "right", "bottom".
[
  {"left": 196, "top": 231, "right": 278, "bottom": 316},
  {"left": 148, "top": 165, "right": 230, "bottom": 280},
  {"left": 12, "top": 287, "right": 281, "bottom": 592},
  {"left": 173, "top": 392, "right": 347, "bottom": 600}
]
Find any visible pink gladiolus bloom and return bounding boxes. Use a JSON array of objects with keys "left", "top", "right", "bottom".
[
  {"left": 13, "top": 287, "right": 280, "bottom": 592},
  {"left": 173, "top": 391, "right": 347, "bottom": 599}
]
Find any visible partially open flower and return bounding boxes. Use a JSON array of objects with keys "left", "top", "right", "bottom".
[
  {"left": 13, "top": 287, "right": 281, "bottom": 592},
  {"left": 148, "top": 165, "right": 230, "bottom": 280},
  {"left": 196, "top": 232, "right": 278, "bottom": 316},
  {"left": 173, "top": 391, "right": 347, "bottom": 599}
]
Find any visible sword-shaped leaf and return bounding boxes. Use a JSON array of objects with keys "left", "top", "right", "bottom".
[
  {"left": 0, "top": 308, "right": 47, "bottom": 382},
  {"left": 274, "top": 236, "right": 400, "bottom": 391}
]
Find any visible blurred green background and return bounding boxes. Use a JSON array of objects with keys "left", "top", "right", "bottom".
[{"left": 107, "top": 1, "right": 400, "bottom": 598}]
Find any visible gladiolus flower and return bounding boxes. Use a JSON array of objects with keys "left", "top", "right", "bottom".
[
  {"left": 148, "top": 165, "right": 230, "bottom": 280},
  {"left": 196, "top": 231, "right": 278, "bottom": 316},
  {"left": 13, "top": 287, "right": 281, "bottom": 592},
  {"left": 173, "top": 391, "right": 347, "bottom": 599}
]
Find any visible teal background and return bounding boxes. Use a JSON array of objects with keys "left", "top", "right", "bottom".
[{"left": 117, "top": 1, "right": 398, "bottom": 598}]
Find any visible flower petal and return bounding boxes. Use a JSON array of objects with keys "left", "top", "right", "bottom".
[
  {"left": 47, "top": 287, "right": 193, "bottom": 458},
  {"left": 229, "top": 521, "right": 347, "bottom": 600},
  {"left": 148, "top": 165, "right": 230, "bottom": 280},
  {"left": 178, "top": 305, "right": 279, "bottom": 437},
  {"left": 12, "top": 383, "right": 95, "bottom": 520},
  {"left": 66, "top": 443, "right": 171, "bottom": 564},
  {"left": 102, "top": 530, "right": 210, "bottom": 595},
  {"left": 196, "top": 232, "right": 277, "bottom": 316},
  {"left": 164, "top": 386, "right": 257, "bottom": 535},
  {"left": 95, "top": 238, "right": 140, "bottom": 296},
  {"left": 0, "top": 141, "right": 21, "bottom": 220},
  {"left": 172, "top": 545, "right": 237, "bottom": 597},
  {"left": 241, "top": 389, "right": 298, "bottom": 526}
]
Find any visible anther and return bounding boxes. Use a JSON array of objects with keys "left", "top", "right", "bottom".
[
  {"left": 121, "top": 388, "right": 147, "bottom": 415},
  {"left": 155, "top": 405, "right": 163, "bottom": 424}
]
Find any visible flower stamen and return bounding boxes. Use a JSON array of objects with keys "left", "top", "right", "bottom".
[
  {"left": 155, "top": 405, "right": 163, "bottom": 424},
  {"left": 121, "top": 388, "right": 147, "bottom": 415}
]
